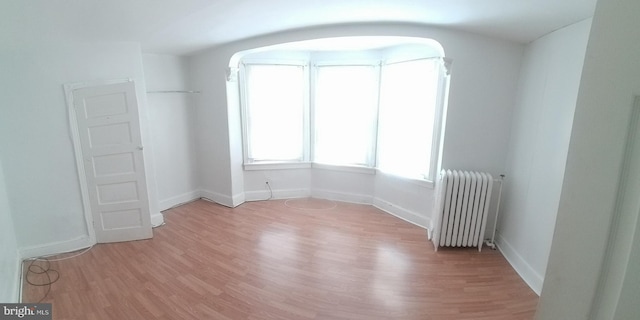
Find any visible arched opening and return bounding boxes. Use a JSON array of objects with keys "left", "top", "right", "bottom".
[{"left": 226, "top": 36, "right": 450, "bottom": 230}]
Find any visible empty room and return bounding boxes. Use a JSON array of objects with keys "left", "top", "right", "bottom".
[{"left": 1, "top": 0, "right": 640, "bottom": 319}]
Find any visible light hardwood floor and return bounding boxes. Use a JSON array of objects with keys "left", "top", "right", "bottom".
[{"left": 22, "top": 199, "right": 538, "bottom": 319}]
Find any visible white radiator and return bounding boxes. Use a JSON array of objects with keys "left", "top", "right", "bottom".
[{"left": 432, "top": 169, "right": 493, "bottom": 252}]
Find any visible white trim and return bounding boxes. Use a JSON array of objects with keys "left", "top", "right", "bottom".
[
  {"left": 372, "top": 197, "right": 430, "bottom": 230},
  {"left": 199, "top": 189, "right": 234, "bottom": 207},
  {"left": 590, "top": 95, "right": 640, "bottom": 318},
  {"left": 240, "top": 62, "right": 310, "bottom": 164},
  {"left": 435, "top": 61, "right": 452, "bottom": 175},
  {"left": 244, "top": 162, "right": 379, "bottom": 174},
  {"left": 496, "top": 232, "right": 543, "bottom": 295},
  {"left": 376, "top": 169, "right": 435, "bottom": 189},
  {"left": 151, "top": 213, "right": 164, "bottom": 227},
  {"left": 246, "top": 188, "right": 311, "bottom": 201},
  {"left": 199, "top": 189, "right": 245, "bottom": 208},
  {"left": 273, "top": 188, "right": 310, "bottom": 199},
  {"left": 311, "top": 188, "right": 373, "bottom": 204},
  {"left": 232, "top": 193, "right": 246, "bottom": 207},
  {"left": 383, "top": 55, "right": 444, "bottom": 66},
  {"left": 244, "top": 162, "right": 311, "bottom": 170},
  {"left": 244, "top": 190, "right": 272, "bottom": 202},
  {"left": 429, "top": 60, "right": 450, "bottom": 182},
  {"left": 241, "top": 59, "right": 309, "bottom": 66},
  {"left": 313, "top": 60, "right": 380, "bottom": 67},
  {"left": 312, "top": 163, "right": 376, "bottom": 175},
  {"left": 158, "top": 190, "right": 202, "bottom": 211},
  {"left": 18, "top": 235, "right": 93, "bottom": 260}
]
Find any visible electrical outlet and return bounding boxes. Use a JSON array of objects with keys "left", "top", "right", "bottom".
[{"left": 265, "top": 180, "right": 273, "bottom": 200}]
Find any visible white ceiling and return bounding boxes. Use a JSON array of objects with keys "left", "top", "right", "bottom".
[{"left": 1, "top": 0, "right": 597, "bottom": 55}]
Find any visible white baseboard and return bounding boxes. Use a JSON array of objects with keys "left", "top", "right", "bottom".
[
  {"left": 244, "top": 190, "right": 271, "bottom": 202},
  {"left": 159, "top": 189, "right": 247, "bottom": 208},
  {"left": 231, "top": 193, "right": 245, "bottom": 207},
  {"left": 311, "top": 188, "right": 373, "bottom": 204},
  {"left": 273, "top": 188, "right": 310, "bottom": 199},
  {"left": 245, "top": 188, "right": 310, "bottom": 202},
  {"left": 199, "top": 189, "right": 236, "bottom": 208},
  {"left": 158, "top": 191, "right": 201, "bottom": 211},
  {"left": 496, "top": 233, "right": 543, "bottom": 295},
  {"left": 246, "top": 188, "right": 371, "bottom": 204},
  {"left": 18, "top": 235, "right": 94, "bottom": 260},
  {"left": 151, "top": 213, "right": 164, "bottom": 227},
  {"left": 373, "top": 197, "right": 430, "bottom": 230}
]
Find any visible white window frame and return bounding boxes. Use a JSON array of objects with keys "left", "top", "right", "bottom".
[
  {"left": 310, "top": 60, "right": 381, "bottom": 168},
  {"left": 239, "top": 59, "right": 310, "bottom": 169},
  {"left": 430, "top": 58, "right": 451, "bottom": 183},
  {"left": 377, "top": 57, "right": 450, "bottom": 183}
]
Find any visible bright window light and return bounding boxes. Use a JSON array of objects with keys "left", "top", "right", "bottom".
[
  {"left": 239, "top": 52, "right": 447, "bottom": 182},
  {"left": 244, "top": 64, "right": 305, "bottom": 161},
  {"left": 314, "top": 65, "right": 378, "bottom": 166},
  {"left": 377, "top": 59, "right": 440, "bottom": 179}
]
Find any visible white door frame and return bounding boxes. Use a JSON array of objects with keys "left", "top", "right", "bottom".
[
  {"left": 64, "top": 78, "right": 140, "bottom": 245},
  {"left": 590, "top": 96, "right": 640, "bottom": 318}
]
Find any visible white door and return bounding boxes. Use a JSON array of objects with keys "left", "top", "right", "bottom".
[{"left": 72, "top": 81, "right": 152, "bottom": 243}]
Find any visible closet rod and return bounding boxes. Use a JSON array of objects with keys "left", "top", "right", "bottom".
[{"left": 147, "top": 90, "right": 201, "bottom": 94}]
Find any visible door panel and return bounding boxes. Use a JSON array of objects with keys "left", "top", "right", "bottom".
[
  {"left": 72, "top": 81, "right": 152, "bottom": 243},
  {"left": 92, "top": 153, "right": 136, "bottom": 177}
]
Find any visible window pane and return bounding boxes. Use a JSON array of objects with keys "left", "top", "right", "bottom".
[
  {"left": 244, "top": 64, "right": 305, "bottom": 161},
  {"left": 378, "top": 59, "right": 440, "bottom": 179},
  {"left": 314, "top": 65, "right": 378, "bottom": 166}
]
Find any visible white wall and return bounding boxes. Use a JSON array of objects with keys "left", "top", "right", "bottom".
[
  {"left": 312, "top": 168, "right": 376, "bottom": 204},
  {"left": 438, "top": 34, "right": 522, "bottom": 176},
  {"left": 536, "top": 0, "right": 640, "bottom": 318},
  {"left": 189, "top": 23, "right": 523, "bottom": 224},
  {"left": 373, "top": 173, "right": 433, "bottom": 229},
  {"left": 188, "top": 51, "right": 235, "bottom": 206},
  {"left": 143, "top": 54, "right": 199, "bottom": 210},
  {"left": 613, "top": 215, "right": 640, "bottom": 319},
  {"left": 244, "top": 169, "right": 312, "bottom": 201},
  {"left": 498, "top": 19, "right": 592, "bottom": 294},
  {"left": 0, "top": 42, "right": 159, "bottom": 257},
  {"left": 0, "top": 156, "right": 20, "bottom": 302}
]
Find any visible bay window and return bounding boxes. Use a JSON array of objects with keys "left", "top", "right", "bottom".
[{"left": 240, "top": 56, "right": 448, "bottom": 182}]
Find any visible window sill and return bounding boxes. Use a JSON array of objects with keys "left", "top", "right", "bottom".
[
  {"left": 243, "top": 162, "right": 311, "bottom": 171},
  {"left": 376, "top": 169, "right": 435, "bottom": 189},
  {"left": 243, "top": 161, "right": 376, "bottom": 175},
  {"left": 312, "top": 162, "right": 376, "bottom": 175}
]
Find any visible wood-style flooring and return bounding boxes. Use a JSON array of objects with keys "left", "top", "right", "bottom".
[{"left": 22, "top": 199, "right": 538, "bottom": 319}]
